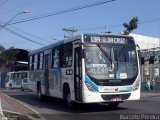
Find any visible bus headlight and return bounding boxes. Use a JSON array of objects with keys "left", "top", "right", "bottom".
[
  {"left": 133, "top": 79, "right": 141, "bottom": 91},
  {"left": 85, "top": 82, "right": 97, "bottom": 92}
]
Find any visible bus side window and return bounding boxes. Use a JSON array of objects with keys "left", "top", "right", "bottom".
[
  {"left": 52, "top": 43, "right": 72, "bottom": 68},
  {"left": 40, "top": 53, "right": 43, "bottom": 70},
  {"left": 30, "top": 55, "right": 35, "bottom": 70},
  {"left": 52, "top": 49, "right": 55, "bottom": 68},
  {"left": 53, "top": 49, "right": 60, "bottom": 68},
  {"left": 63, "top": 43, "right": 72, "bottom": 67},
  {"left": 29, "top": 56, "right": 32, "bottom": 70},
  {"left": 34, "top": 54, "right": 38, "bottom": 70},
  {"left": 37, "top": 54, "right": 40, "bottom": 70}
]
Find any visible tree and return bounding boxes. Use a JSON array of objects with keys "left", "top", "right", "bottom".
[
  {"left": 0, "top": 45, "right": 6, "bottom": 66},
  {"left": 0, "top": 46, "right": 19, "bottom": 70},
  {"left": 122, "top": 17, "right": 138, "bottom": 35}
]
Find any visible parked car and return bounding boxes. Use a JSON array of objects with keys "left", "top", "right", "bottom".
[{"left": 21, "top": 78, "right": 31, "bottom": 91}]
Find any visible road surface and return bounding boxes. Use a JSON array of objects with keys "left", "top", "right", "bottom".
[{"left": 1, "top": 89, "right": 160, "bottom": 120}]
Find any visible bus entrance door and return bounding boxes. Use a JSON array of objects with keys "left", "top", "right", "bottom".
[
  {"left": 44, "top": 54, "right": 50, "bottom": 96},
  {"left": 74, "top": 47, "right": 82, "bottom": 101}
]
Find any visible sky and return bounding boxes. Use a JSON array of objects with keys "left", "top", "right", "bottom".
[{"left": 0, "top": 0, "right": 160, "bottom": 50}]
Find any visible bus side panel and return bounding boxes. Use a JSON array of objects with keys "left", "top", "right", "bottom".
[
  {"left": 49, "top": 69, "right": 62, "bottom": 98},
  {"left": 49, "top": 68, "right": 74, "bottom": 99},
  {"left": 29, "top": 70, "right": 44, "bottom": 92},
  {"left": 61, "top": 68, "right": 75, "bottom": 100}
]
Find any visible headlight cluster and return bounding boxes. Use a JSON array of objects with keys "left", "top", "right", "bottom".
[
  {"left": 133, "top": 79, "right": 141, "bottom": 91},
  {"left": 85, "top": 82, "right": 97, "bottom": 92}
]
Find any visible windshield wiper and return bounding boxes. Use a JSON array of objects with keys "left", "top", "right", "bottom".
[{"left": 97, "top": 44, "right": 112, "bottom": 64}]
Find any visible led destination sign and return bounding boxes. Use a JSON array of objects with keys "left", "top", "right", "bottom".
[{"left": 84, "top": 35, "right": 134, "bottom": 44}]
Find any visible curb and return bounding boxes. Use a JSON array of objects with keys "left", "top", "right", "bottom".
[
  {"left": 0, "top": 93, "right": 45, "bottom": 120},
  {"left": 3, "top": 110, "right": 41, "bottom": 120},
  {"left": 0, "top": 97, "right": 7, "bottom": 120}
]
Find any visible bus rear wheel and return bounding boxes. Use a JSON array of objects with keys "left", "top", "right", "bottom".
[
  {"left": 37, "top": 85, "right": 45, "bottom": 101},
  {"left": 21, "top": 86, "right": 24, "bottom": 91}
]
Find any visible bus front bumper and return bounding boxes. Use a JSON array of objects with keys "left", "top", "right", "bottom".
[{"left": 82, "top": 89, "right": 140, "bottom": 103}]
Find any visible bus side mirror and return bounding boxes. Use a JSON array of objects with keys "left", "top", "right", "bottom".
[{"left": 136, "top": 44, "right": 140, "bottom": 50}]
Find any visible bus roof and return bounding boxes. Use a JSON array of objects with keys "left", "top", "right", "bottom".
[{"left": 29, "top": 33, "right": 134, "bottom": 55}]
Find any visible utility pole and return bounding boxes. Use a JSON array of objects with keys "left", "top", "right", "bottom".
[
  {"left": 159, "top": 24, "right": 160, "bottom": 47},
  {"left": 62, "top": 27, "right": 77, "bottom": 39}
]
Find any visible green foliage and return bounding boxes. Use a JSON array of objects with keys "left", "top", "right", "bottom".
[
  {"left": 123, "top": 17, "right": 138, "bottom": 35},
  {"left": 0, "top": 46, "right": 19, "bottom": 69}
]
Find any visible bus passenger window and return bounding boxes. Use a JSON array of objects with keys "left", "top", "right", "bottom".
[
  {"left": 39, "top": 53, "right": 43, "bottom": 70},
  {"left": 63, "top": 43, "right": 72, "bottom": 67},
  {"left": 37, "top": 54, "right": 40, "bottom": 70},
  {"left": 34, "top": 54, "right": 38, "bottom": 70},
  {"left": 29, "top": 56, "right": 32, "bottom": 70},
  {"left": 53, "top": 49, "right": 60, "bottom": 68}
]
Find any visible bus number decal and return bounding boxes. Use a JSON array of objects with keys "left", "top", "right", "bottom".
[{"left": 66, "top": 69, "right": 73, "bottom": 75}]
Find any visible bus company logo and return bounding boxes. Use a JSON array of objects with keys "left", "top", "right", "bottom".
[{"left": 115, "top": 88, "right": 118, "bottom": 91}]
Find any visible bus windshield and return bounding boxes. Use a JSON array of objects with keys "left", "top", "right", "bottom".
[{"left": 85, "top": 45, "right": 138, "bottom": 80}]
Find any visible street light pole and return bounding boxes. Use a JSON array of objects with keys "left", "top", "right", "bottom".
[{"left": 0, "top": 10, "right": 30, "bottom": 31}]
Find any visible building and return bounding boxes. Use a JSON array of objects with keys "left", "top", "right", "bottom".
[
  {"left": 0, "top": 49, "right": 28, "bottom": 88},
  {"left": 130, "top": 34, "right": 160, "bottom": 91},
  {"left": 130, "top": 34, "right": 160, "bottom": 50}
]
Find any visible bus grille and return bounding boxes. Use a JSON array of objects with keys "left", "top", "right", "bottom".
[
  {"left": 101, "top": 93, "right": 131, "bottom": 101},
  {"left": 93, "top": 80, "right": 134, "bottom": 86}
]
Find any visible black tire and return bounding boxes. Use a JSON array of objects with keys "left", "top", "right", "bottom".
[
  {"left": 21, "top": 86, "right": 24, "bottom": 91},
  {"left": 9, "top": 83, "right": 13, "bottom": 89},
  {"left": 108, "top": 102, "right": 119, "bottom": 109},
  {"left": 37, "top": 84, "right": 45, "bottom": 101}
]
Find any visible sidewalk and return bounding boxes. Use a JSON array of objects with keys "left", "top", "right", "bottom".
[
  {"left": 0, "top": 97, "right": 7, "bottom": 120},
  {"left": 141, "top": 91, "right": 160, "bottom": 98},
  {"left": 0, "top": 93, "right": 43, "bottom": 120}
]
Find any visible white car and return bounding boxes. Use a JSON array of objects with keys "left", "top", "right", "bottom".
[{"left": 21, "top": 78, "right": 31, "bottom": 91}]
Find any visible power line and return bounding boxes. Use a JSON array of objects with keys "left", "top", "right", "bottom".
[
  {"left": 77, "top": 18, "right": 160, "bottom": 32},
  {"left": 8, "top": 0, "right": 116, "bottom": 25},
  {"left": 9, "top": 26, "right": 53, "bottom": 43},
  {"left": 4, "top": 27, "right": 45, "bottom": 46}
]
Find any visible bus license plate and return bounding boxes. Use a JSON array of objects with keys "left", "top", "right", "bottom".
[{"left": 111, "top": 97, "right": 122, "bottom": 102}]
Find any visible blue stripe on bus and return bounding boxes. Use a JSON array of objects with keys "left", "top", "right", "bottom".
[
  {"left": 119, "top": 90, "right": 132, "bottom": 92},
  {"left": 85, "top": 75, "right": 99, "bottom": 91}
]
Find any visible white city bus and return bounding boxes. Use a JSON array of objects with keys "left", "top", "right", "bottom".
[
  {"left": 28, "top": 33, "right": 141, "bottom": 108},
  {"left": 5, "top": 71, "right": 29, "bottom": 89}
]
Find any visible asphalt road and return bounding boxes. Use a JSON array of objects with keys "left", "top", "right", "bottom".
[{"left": 1, "top": 89, "right": 160, "bottom": 120}]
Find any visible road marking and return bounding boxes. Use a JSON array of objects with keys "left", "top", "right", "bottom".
[{"left": 1, "top": 93, "right": 46, "bottom": 120}]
